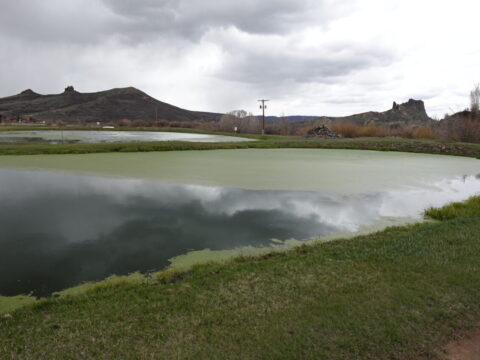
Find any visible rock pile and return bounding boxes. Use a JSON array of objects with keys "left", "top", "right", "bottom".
[{"left": 306, "top": 125, "right": 342, "bottom": 139}]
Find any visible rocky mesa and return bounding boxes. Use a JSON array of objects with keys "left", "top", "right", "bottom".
[{"left": 314, "top": 99, "right": 434, "bottom": 128}]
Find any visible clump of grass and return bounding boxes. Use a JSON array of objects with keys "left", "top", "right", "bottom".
[
  {"left": 425, "top": 196, "right": 480, "bottom": 220},
  {"left": 56, "top": 273, "right": 145, "bottom": 297},
  {"left": 0, "top": 295, "right": 37, "bottom": 315},
  {"left": 152, "top": 269, "right": 190, "bottom": 284}
]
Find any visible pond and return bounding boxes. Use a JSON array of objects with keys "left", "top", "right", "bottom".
[
  {"left": 0, "top": 149, "right": 479, "bottom": 297},
  {"left": 0, "top": 130, "right": 252, "bottom": 144}
]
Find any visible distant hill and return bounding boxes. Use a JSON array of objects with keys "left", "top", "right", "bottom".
[
  {"left": 265, "top": 115, "right": 319, "bottom": 123},
  {"left": 0, "top": 86, "right": 221, "bottom": 123},
  {"left": 264, "top": 99, "right": 434, "bottom": 127},
  {"left": 0, "top": 87, "right": 434, "bottom": 128},
  {"left": 314, "top": 99, "right": 434, "bottom": 127}
]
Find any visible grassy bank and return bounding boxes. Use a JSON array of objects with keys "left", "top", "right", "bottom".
[
  {"left": 1, "top": 136, "right": 480, "bottom": 158},
  {"left": 1, "top": 197, "right": 480, "bottom": 359}
]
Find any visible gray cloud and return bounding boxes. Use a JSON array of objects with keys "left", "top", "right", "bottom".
[
  {"left": 0, "top": 0, "right": 114, "bottom": 44},
  {"left": 0, "top": 0, "right": 478, "bottom": 117},
  {"left": 100, "top": 0, "right": 331, "bottom": 41},
  {"left": 0, "top": 0, "right": 337, "bottom": 44},
  {"left": 218, "top": 43, "right": 395, "bottom": 88}
]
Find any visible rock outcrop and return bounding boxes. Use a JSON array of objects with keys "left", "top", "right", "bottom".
[
  {"left": 63, "top": 86, "right": 77, "bottom": 93},
  {"left": 315, "top": 99, "right": 434, "bottom": 127}
]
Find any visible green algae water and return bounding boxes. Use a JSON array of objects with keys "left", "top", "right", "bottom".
[
  {"left": 0, "top": 149, "right": 479, "bottom": 193},
  {"left": 0, "top": 149, "right": 480, "bottom": 297}
]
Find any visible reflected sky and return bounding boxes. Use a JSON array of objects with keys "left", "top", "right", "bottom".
[
  {"left": 0, "top": 130, "right": 252, "bottom": 144},
  {"left": 1, "top": 169, "right": 479, "bottom": 297}
]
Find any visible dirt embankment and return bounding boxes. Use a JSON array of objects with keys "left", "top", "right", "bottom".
[
  {"left": 417, "top": 327, "right": 480, "bottom": 360},
  {"left": 443, "top": 328, "right": 480, "bottom": 360}
]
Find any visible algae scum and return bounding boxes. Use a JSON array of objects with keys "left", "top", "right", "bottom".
[{"left": 1, "top": 149, "right": 480, "bottom": 297}]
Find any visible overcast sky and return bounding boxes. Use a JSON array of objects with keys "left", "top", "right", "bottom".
[{"left": 1, "top": 0, "right": 479, "bottom": 118}]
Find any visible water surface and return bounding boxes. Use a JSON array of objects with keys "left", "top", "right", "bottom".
[
  {"left": 0, "top": 130, "right": 251, "bottom": 144},
  {"left": 1, "top": 149, "right": 479, "bottom": 296},
  {"left": 1, "top": 149, "right": 479, "bottom": 194}
]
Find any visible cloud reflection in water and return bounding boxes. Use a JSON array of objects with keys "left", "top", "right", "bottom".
[{"left": 0, "top": 169, "right": 479, "bottom": 296}]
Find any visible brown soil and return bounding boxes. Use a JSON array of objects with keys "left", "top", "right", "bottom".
[
  {"left": 417, "top": 327, "right": 480, "bottom": 360},
  {"left": 442, "top": 327, "right": 480, "bottom": 360}
]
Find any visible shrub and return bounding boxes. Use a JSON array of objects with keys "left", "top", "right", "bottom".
[
  {"left": 393, "top": 127, "right": 414, "bottom": 138},
  {"left": 118, "top": 119, "right": 132, "bottom": 127},
  {"left": 439, "top": 113, "right": 480, "bottom": 143},
  {"left": 295, "top": 126, "right": 314, "bottom": 136},
  {"left": 358, "top": 124, "right": 379, "bottom": 137},
  {"left": 331, "top": 123, "right": 361, "bottom": 138},
  {"left": 412, "top": 126, "right": 437, "bottom": 139}
]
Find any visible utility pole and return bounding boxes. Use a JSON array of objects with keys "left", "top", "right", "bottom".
[{"left": 258, "top": 99, "right": 269, "bottom": 135}]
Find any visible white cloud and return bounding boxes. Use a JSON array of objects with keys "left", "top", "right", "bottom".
[{"left": 0, "top": 0, "right": 479, "bottom": 118}]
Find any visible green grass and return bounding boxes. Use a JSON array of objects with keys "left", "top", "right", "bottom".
[
  {"left": 0, "top": 135, "right": 480, "bottom": 158},
  {"left": 425, "top": 195, "right": 480, "bottom": 220},
  {"left": 0, "top": 296, "right": 37, "bottom": 316},
  {"left": 1, "top": 197, "right": 480, "bottom": 359}
]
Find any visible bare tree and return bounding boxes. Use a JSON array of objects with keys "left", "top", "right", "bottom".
[
  {"left": 218, "top": 110, "right": 261, "bottom": 133},
  {"left": 470, "top": 84, "right": 480, "bottom": 117}
]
